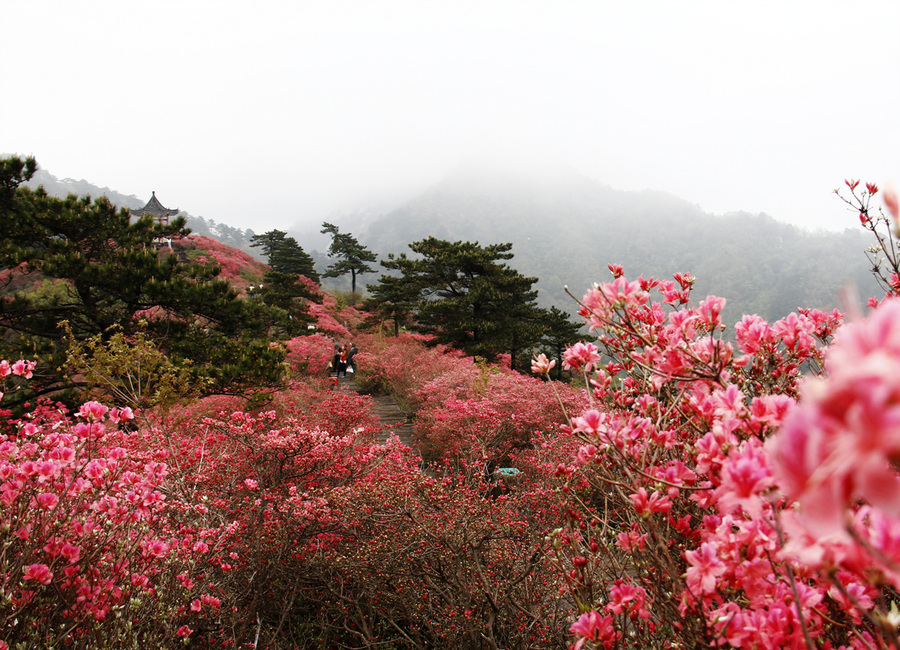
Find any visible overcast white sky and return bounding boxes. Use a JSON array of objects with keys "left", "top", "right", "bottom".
[{"left": 3, "top": 1, "right": 899, "bottom": 234}]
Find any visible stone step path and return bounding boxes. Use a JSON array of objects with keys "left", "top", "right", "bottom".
[
  {"left": 333, "top": 376, "right": 417, "bottom": 449},
  {"left": 368, "top": 392, "right": 416, "bottom": 448}
]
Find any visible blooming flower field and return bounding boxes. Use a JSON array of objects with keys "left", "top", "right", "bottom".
[{"left": 2, "top": 182, "right": 900, "bottom": 648}]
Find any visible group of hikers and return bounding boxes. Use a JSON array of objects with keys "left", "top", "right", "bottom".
[{"left": 331, "top": 342, "right": 358, "bottom": 378}]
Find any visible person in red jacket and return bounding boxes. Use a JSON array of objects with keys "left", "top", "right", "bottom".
[{"left": 337, "top": 344, "right": 349, "bottom": 378}]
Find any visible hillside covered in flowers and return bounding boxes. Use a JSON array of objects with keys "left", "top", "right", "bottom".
[{"left": 4, "top": 160, "right": 900, "bottom": 649}]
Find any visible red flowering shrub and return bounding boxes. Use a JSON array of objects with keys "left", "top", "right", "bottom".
[
  {"left": 1, "top": 361, "right": 392, "bottom": 647},
  {"left": 308, "top": 302, "right": 352, "bottom": 338},
  {"left": 284, "top": 332, "right": 336, "bottom": 375},
  {"left": 414, "top": 362, "right": 587, "bottom": 468},
  {"left": 353, "top": 332, "right": 468, "bottom": 408},
  {"left": 554, "top": 247, "right": 900, "bottom": 648},
  {"left": 0, "top": 394, "right": 184, "bottom": 646},
  {"left": 178, "top": 234, "right": 268, "bottom": 290},
  {"left": 307, "top": 456, "right": 573, "bottom": 648},
  {"left": 270, "top": 379, "right": 382, "bottom": 438},
  {"left": 352, "top": 332, "right": 586, "bottom": 468}
]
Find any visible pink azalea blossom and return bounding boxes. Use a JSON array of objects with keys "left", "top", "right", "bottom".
[
  {"left": 574, "top": 444, "right": 597, "bottom": 465},
  {"left": 77, "top": 401, "right": 108, "bottom": 422},
  {"left": 201, "top": 594, "right": 222, "bottom": 609},
  {"left": 23, "top": 563, "right": 53, "bottom": 585},
  {"left": 629, "top": 487, "right": 672, "bottom": 516},
  {"left": 769, "top": 299, "right": 900, "bottom": 538},
  {"left": 531, "top": 353, "right": 556, "bottom": 376},
  {"left": 884, "top": 183, "right": 898, "bottom": 221},
  {"left": 716, "top": 442, "right": 774, "bottom": 518},
  {"left": 60, "top": 543, "right": 81, "bottom": 564},
  {"left": 606, "top": 581, "right": 651, "bottom": 620},
  {"left": 697, "top": 295, "right": 727, "bottom": 329},
  {"left": 144, "top": 539, "right": 170, "bottom": 559},
  {"left": 34, "top": 492, "right": 59, "bottom": 509},
  {"left": 684, "top": 542, "right": 725, "bottom": 594},
  {"left": 10, "top": 359, "right": 34, "bottom": 378},
  {"left": 570, "top": 610, "right": 618, "bottom": 649},
  {"left": 563, "top": 342, "right": 602, "bottom": 373},
  {"left": 572, "top": 410, "right": 606, "bottom": 437}
]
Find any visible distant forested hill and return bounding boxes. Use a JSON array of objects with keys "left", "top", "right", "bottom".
[
  {"left": 19, "top": 161, "right": 878, "bottom": 326},
  {"left": 359, "top": 168, "right": 877, "bottom": 326},
  {"left": 22, "top": 167, "right": 261, "bottom": 258}
]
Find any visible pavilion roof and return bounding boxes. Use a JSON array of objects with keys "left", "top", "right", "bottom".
[{"left": 132, "top": 191, "right": 180, "bottom": 219}]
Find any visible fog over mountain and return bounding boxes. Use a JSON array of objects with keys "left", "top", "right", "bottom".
[
  {"left": 353, "top": 165, "right": 879, "bottom": 326},
  {"left": 19, "top": 161, "right": 879, "bottom": 328}
]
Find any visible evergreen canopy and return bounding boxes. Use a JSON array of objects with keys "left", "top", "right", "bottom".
[
  {"left": 376, "top": 237, "right": 551, "bottom": 368},
  {"left": 250, "top": 229, "right": 319, "bottom": 281},
  {"left": 320, "top": 222, "right": 378, "bottom": 293},
  {"left": 0, "top": 156, "right": 304, "bottom": 406}
]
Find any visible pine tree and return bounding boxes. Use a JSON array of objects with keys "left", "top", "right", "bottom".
[
  {"left": 252, "top": 269, "right": 320, "bottom": 335},
  {"left": 379, "top": 238, "right": 547, "bottom": 367},
  {"left": 320, "top": 222, "right": 378, "bottom": 293},
  {"left": 363, "top": 272, "right": 419, "bottom": 336},
  {"left": 249, "top": 229, "right": 319, "bottom": 281},
  {"left": 0, "top": 156, "right": 293, "bottom": 405}
]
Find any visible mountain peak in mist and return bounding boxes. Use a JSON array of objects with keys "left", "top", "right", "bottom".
[{"left": 359, "top": 166, "right": 876, "bottom": 326}]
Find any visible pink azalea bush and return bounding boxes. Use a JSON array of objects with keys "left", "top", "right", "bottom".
[
  {"left": 179, "top": 234, "right": 268, "bottom": 289},
  {"left": 8, "top": 179, "right": 900, "bottom": 647},
  {"left": 352, "top": 332, "right": 465, "bottom": 410},
  {"left": 413, "top": 361, "right": 587, "bottom": 468},
  {"left": 304, "top": 442, "right": 575, "bottom": 647},
  {"left": 559, "top": 186, "right": 900, "bottom": 650},
  {"left": 0, "top": 394, "right": 180, "bottom": 645},
  {"left": 353, "top": 332, "right": 587, "bottom": 468},
  {"left": 284, "top": 331, "right": 337, "bottom": 375},
  {"left": 0, "top": 364, "right": 395, "bottom": 646}
]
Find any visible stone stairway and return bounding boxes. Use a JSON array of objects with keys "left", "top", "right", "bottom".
[{"left": 334, "top": 376, "right": 417, "bottom": 449}]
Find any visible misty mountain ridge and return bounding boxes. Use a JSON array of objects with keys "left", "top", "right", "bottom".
[
  {"left": 15, "top": 159, "right": 879, "bottom": 327},
  {"left": 20, "top": 166, "right": 262, "bottom": 258},
  {"left": 25, "top": 168, "right": 147, "bottom": 211},
  {"left": 356, "top": 167, "right": 878, "bottom": 326}
]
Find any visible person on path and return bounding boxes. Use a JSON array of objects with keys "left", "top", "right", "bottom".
[
  {"left": 337, "top": 344, "right": 349, "bottom": 378},
  {"left": 347, "top": 343, "right": 358, "bottom": 375},
  {"left": 331, "top": 342, "right": 341, "bottom": 377}
]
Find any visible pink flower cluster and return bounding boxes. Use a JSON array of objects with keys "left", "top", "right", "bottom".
[
  {"left": 0, "top": 359, "right": 35, "bottom": 379},
  {"left": 556, "top": 269, "right": 900, "bottom": 648},
  {"left": 283, "top": 331, "right": 337, "bottom": 375},
  {"left": 0, "top": 358, "right": 36, "bottom": 400},
  {"left": 0, "top": 378, "right": 172, "bottom": 634},
  {"left": 769, "top": 299, "right": 900, "bottom": 585}
]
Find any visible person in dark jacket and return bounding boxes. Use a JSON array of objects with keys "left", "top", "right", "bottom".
[
  {"left": 347, "top": 344, "right": 359, "bottom": 374},
  {"left": 331, "top": 342, "right": 341, "bottom": 377}
]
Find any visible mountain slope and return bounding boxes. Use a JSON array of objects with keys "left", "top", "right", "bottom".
[
  {"left": 17, "top": 160, "right": 878, "bottom": 326},
  {"left": 359, "top": 169, "right": 877, "bottom": 326},
  {"left": 21, "top": 167, "right": 261, "bottom": 258}
]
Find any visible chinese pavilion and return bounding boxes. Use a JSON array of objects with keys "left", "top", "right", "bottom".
[{"left": 131, "top": 191, "right": 180, "bottom": 226}]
